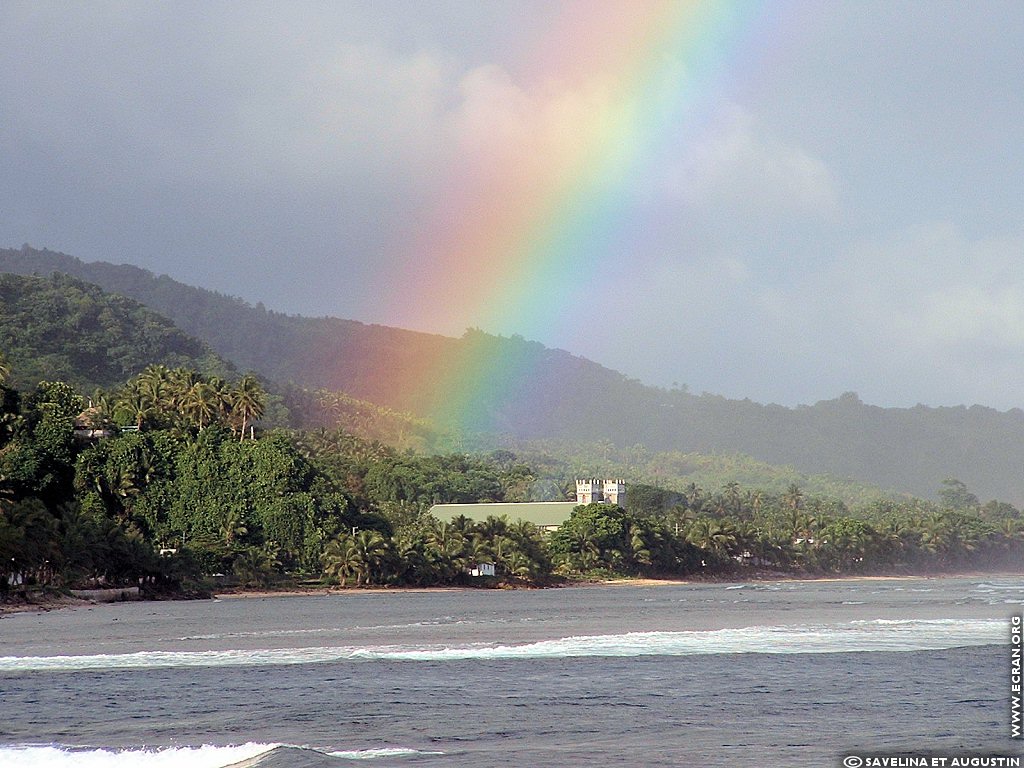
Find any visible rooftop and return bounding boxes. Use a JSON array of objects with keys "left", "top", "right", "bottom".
[{"left": 430, "top": 501, "right": 578, "bottom": 530}]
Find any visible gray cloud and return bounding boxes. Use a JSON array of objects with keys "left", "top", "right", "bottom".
[{"left": 2, "top": 1, "right": 1024, "bottom": 409}]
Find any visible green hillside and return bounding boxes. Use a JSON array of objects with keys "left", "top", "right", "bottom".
[
  {"left": 4, "top": 245, "right": 1024, "bottom": 505},
  {"left": 0, "top": 271, "right": 233, "bottom": 392},
  {"left": 0, "top": 245, "right": 458, "bottom": 407}
]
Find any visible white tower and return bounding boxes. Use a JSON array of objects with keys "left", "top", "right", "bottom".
[
  {"left": 576, "top": 479, "right": 596, "bottom": 504},
  {"left": 575, "top": 479, "right": 626, "bottom": 507},
  {"left": 602, "top": 479, "right": 626, "bottom": 507}
]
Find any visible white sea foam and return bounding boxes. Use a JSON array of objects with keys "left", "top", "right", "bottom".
[
  {"left": 0, "top": 743, "right": 442, "bottom": 767},
  {"left": 175, "top": 617, "right": 485, "bottom": 642},
  {"left": 974, "top": 583, "right": 1024, "bottom": 594},
  {"left": 0, "top": 619, "right": 1005, "bottom": 673},
  {"left": 970, "top": 582, "right": 1024, "bottom": 605},
  {"left": 0, "top": 742, "right": 275, "bottom": 768},
  {"left": 328, "top": 747, "right": 446, "bottom": 759}
]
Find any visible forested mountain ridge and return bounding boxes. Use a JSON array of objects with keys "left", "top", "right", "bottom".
[
  {"left": 3, "top": 245, "right": 1024, "bottom": 505},
  {"left": 0, "top": 271, "right": 234, "bottom": 392},
  {"left": 0, "top": 245, "right": 459, "bottom": 403}
]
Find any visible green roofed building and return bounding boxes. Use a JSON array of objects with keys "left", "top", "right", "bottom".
[{"left": 430, "top": 502, "right": 579, "bottom": 532}]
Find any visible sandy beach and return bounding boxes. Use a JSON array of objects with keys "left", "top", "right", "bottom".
[
  {"left": 210, "top": 570, "right": 1023, "bottom": 600},
  {"left": 0, "top": 591, "right": 91, "bottom": 616},
  {"left": 4, "top": 570, "right": 1020, "bottom": 616}
]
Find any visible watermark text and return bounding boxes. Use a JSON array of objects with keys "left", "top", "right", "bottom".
[
  {"left": 842, "top": 758, "right": 1020, "bottom": 768},
  {"left": 1012, "top": 613, "right": 1022, "bottom": 740}
]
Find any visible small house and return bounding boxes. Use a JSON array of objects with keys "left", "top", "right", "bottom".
[{"left": 73, "top": 407, "right": 114, "bottom": 441}]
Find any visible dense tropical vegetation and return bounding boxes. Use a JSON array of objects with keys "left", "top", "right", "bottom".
[
  {"left": 1, "top": 350, "right": 1021, "bottom": 599},
  {"left": 0, "top": 262, "right": 1020, "bottom": 598},
  {"left": 0, "top": 271, "right": 233, "bottom": 392}
]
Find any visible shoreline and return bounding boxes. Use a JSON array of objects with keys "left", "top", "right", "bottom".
[
  {"left": 4, "top": 570, "right": 1021, "bottom": 615},
  {"left": 0, "top": 591, "right": 92, "bottom": 616},
  {"left": 214, "top": 569, "right": 1023, "bottom": 599},
  {"left": 545, "top": 569, "right": 1023, "bottom": 590}
]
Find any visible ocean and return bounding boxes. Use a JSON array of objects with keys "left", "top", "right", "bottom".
[{"left": 1, "top": 577, "right": 1022, "bottom": 767}]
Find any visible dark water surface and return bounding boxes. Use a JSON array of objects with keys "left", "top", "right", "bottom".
[{"left": 1, "top": 577, "right": 1022, "bottom": 767}]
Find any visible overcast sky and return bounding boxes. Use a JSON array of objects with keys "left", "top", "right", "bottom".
[{"left": 2, "top": 1, "right": 1024, "bottom": 410}]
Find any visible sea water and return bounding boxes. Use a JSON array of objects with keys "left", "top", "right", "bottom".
[{"left": 1, "top": 577, "right": 1022, "bottom": 767}]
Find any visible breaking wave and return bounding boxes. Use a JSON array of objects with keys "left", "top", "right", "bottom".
[
  {"left": 0, "top": 618, "right": 1006, "bottom": 673},
  {"left": 0, "top": 743, "right": 444, "bottom": 768}
]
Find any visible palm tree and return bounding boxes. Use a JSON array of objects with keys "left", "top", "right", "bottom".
[
  {"left": 231, "top": 374, "right": 266, "bottom": 441},
  {"left": 166, "top": 368, "right": 200, "bottom": 411},
  {"left": 788, "top": 511, "right": 818, "bottom": 543},
  {"left": 0, "top": 504, "right": 25, "bottom": 585},
  {"left": 567, "top": 528, "right": 600, "bottom": 571},
  {"left": 233, "top": 546, "right": 278, "bottom": 587},
  {"left": 466, "top": 534, "right": 493, "bottom": 567},
  {"left": 784, "top": 484, "right": 804, "bottom": 514},
  {"left": 137, "top": 365, "right": 171, "bottom": 410},
  {"left": 746, "top": 490, "right": 764, "bottom": 517},
  {"left": 321, "top": 534, "right": 361, "bottom": 586},
  {"left": 628, "top": 523, "right": 652, "bottom": 568},
  {"left": 687, "top": 518, "right": 738, "bottom": 559},
  {"left": 878, "top": 519, "right": 914, "bottom": 565},
  {"left": 55, "top": 504, "right": 101, "bottom": 586},
  {"left": 391, "top": 529, "right": 435, "bottom": 585},
  {"left": 423, "top": 522, "right": 467, "bottom": 582},
  {"left": 667, "top": 504, "right": 697, "bottom": 537},
  {"left": 509, "top": 519, "right": 542, "bottom": 542},
  {"left": 732, "top": 522, "right": 759, "bottom": 557},
  {"left": 88, "top": 390, "right": 115, "bottom": 422},
  {"left": 487, "top": 533, "right": 509, "bottom": 568},
  {"left": 351, "top": 529, "right": 389, "bottom": 585},
  {"left": 478, "top": 515, "right": 509, "bottom": 541},
  {"left": 220, "top": 507, "right": 248, "bottom": 547},
  {"left": 428, "top": 521, "right": 467, "bottom": 556},
  {"left": 6, "top": 499, "right": 59, "bottom": 585},
  {"left": 208, "top": 377, "right": 233, "bottom": 424},
  {"left": 449, "top": 514, "right": 476, "bottom": 537},
  {"left": 723, "top": 482, "right": 742, "bottom": 517},
  {"left": 114, "top": 390, "right": 156, "bottom": 429},
  {"left": 504, "top": 550, "right": 533, "bottom": 580},
  {"left": 181, "top": 381, "right": 220, "bottom": 430},
  {"left": 683, "top": 483, "right": 705, "bottom": 515},
  {"left": 997, "top": 518, "right": 1024, "bottom": 550},
  {"left": 818, "top": 519, "right": 875, "bottom": 572}
]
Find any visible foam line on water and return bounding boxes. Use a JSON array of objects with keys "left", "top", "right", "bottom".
[
  {"left": 0, "top": 619, "right": 1005, "bottom": 673},
  {"left": 0, "top": 742, "right": 276, "bottom": 768},
  {"left": 0, "top": 743, "right": 443, "bottom": 767},
  {"left": 328, "top": 747, "right": 446, "bottom": 759}
]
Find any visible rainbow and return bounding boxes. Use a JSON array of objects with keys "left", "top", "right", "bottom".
[{"left": 380, "top": 0, "right": 770, "bottom": 432}]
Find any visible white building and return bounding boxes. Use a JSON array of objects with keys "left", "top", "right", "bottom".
[{"left": 575, "top": 479, "right": 627, "bottom": 507}]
